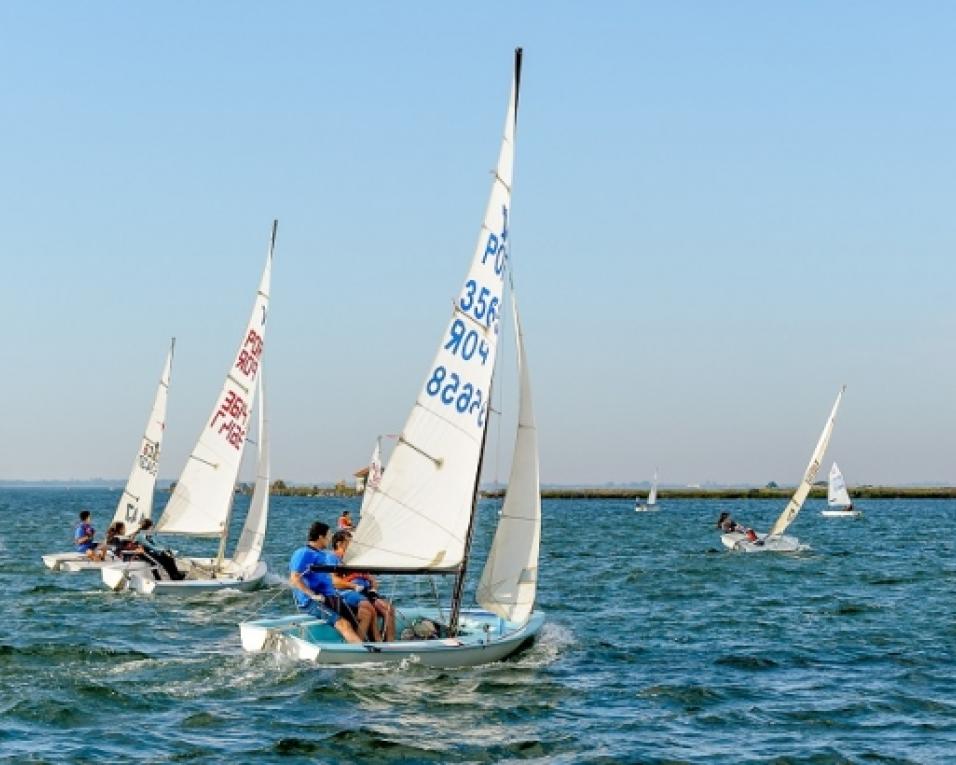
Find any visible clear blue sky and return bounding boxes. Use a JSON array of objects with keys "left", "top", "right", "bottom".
[{"left": 2, "top": 2, "right": 954, "bottom": 486}]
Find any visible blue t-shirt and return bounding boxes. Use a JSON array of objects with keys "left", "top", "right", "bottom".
[
  {"left": 74, "top": 522, "right": 95, "bottom": 552},
  {"left": 289, "top": 546, "right": 336, "bottom": 608}
]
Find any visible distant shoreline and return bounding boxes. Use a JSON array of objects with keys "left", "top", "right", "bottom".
[{"left": 481, "top": 486, "right": 956, "bottom": 500}]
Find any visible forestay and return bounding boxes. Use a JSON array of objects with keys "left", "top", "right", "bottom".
[
  {"left": 232, "top": 370, "right": 269, "bottom": 567},
  {"left": 769, "top": 385, "right": 846, "bottom": 537},
  {"left": 157, "top": 223, "right": 274, "bottom": 537},
  {"left": 828, "top": 462, "right": 852, "bottom": 508},
  {"left": 347, "top": 59, "right": 520, "bottom": 572},
  {"left": 112, "top": 339, "right": 174, "bottom": 530},
  {"left": 477, "top": 294, "right": 539, "bottom": 623}
]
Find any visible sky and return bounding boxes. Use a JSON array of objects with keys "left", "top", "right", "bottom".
[{"left": 1, "top": 2, "right": 954, "bottom": 486}]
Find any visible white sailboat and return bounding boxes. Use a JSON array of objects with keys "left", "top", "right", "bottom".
[
  {"left": 357, "top": 436, "right": 384, "bottom": 517},
  {"left": 102, "top": 222, "right": 275, "bottom": 594},
  {"left": 42, "top": 339, "right": 175, "bottom": 572},
  {"left": 821, "top": 462, "right": 861, "bottom": 517},
  {"left": 635, "top": 469, "right": 659, "bottom": 512},
  {"left": 722, "top": 385, "right": 846, "bottom": 552},
  {"left": 240, "top": 49, "right": 544, "bottom": 667}
]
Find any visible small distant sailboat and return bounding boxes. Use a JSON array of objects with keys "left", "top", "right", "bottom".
[
  {"left": 358, "top": 436, "right": 384, "bottom": 517},
  {"left": 722, "top": 386, "right": 845, "bottom": 553},
  {"left": 240, "top": 49, "right": 544, "bottom": 667},
  {"left": 821, "top": 462, "right": 861, "bottom": 517},
  {"left": 102, "top": 222, "right": 275, "bottom": 594},
  {"left": 42, "top": 339, "right": 175, "bottom": 572},
  {"left": 635, "top": 469, "right": 659, "bottom": 512}
]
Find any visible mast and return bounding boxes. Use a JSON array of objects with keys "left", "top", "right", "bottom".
[{"left": 449, "top": 47, "right": 522, "bottom": 634}]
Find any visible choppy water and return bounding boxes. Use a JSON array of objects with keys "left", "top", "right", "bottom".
[{"left": 1, "top": 489, "right": 955, "bottom": 764}]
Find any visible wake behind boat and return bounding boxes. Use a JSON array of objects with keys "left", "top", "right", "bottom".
[
  {"left": 721, "top": 386, "right": 846, "bottom": 553},
  {"left": 42, "top": 339, "right": 175, "bottom": 572},
  {"left": 241, "top": 49, "right": 543, "bottom": 668},
  {"left": 102, "top": 223, "right": 275, "bottom": 595}
]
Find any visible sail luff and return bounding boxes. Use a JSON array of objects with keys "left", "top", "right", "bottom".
[
  {"left": 769, "top": 385, "right": 846, "bottom": 536},
  {"left": 112, "top": 338, "right": 174, "bottom": 529},
  {"left": 232, "top": 369, "right": 269, "bottom": 567},
  {"left": 476, "top": 290, "right": 540, "bottom": 624},
  {"left": 346, "top": 50, "right": 522, "bottom": 572},
  {"left": 157, "top": 221, "right": 274, "bottom": 537}
]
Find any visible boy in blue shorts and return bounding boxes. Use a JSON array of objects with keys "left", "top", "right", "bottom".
[
  {"left": 289, "top": 522, "right": 363, "bottom": 644},
  {"left": 74, "top": 510, "right": 97, "bottom": 559},
  {"left": 328, "top": 531, "right": 385, "bottom": 641}
]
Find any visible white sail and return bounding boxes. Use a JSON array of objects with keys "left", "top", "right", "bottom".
[
  {"left": 158, "top": 222, "right": 274, "bottom": 537},
  {"left": 347, "top": 57, "right": 520, "bottom": 572},
  {"left": 112, "top": 339, "right": 174, "bottom": 529},
  {"left": 477, "top": 294, "right": 540, "bottom": 623},
  {"left": 769, "top": 386, "right": 846, "bottom": 537},
  {"left": 358, "top": 437, "right": 384, "bottom": 516},
  {"left": 647, "top": 469, "right": 659, "bottom": 506},
  {"left": 828, "top": 462, "right": 852, "bottom": 508},
  {"left": 233, "top": 369, "right": 269, "bottom": 567}
]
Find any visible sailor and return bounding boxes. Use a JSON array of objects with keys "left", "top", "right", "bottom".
[
  {"left": 73, "top": 510, "right": 98, "bottom": 559},
  {"left": 337, "top": 510, "right": 353, "bottom": 530},
  {"left": 288, "top": 522, "right": 363, "bottom": 644},
  {"left": 715, "top": 512, "right": 739, "bottom": 533},
  {"left": 328, "top": 531, "right": 394, "bottom": 642}
]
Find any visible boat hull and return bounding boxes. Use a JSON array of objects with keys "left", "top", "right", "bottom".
[
  {"left": 821, "top": 510, "right": 862, "bottom": 518},
  {"left": 720, "top": 532, "right": 805, "bottom": 553},
  {"left": 102, "top": 557, "right": 267, "bottom": 594},
  {"left": 240, "top": 608, "right": 546, "bottom": 668},
  {"left": 42, "top": 552, "right": 90, "bottom": 571},
  {"left": 634, "top": 505, "right": 658, "bottom": 512}
]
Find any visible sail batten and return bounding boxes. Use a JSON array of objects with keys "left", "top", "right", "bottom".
[
  {"left": 769, "top": 386, "right": 846, "bottom": 537},
  {"left": 347, "top": 54, "right": 521, "bottom": 572},
  {"left": 157, "top": 223, "right": 274, "bottom": 537}
]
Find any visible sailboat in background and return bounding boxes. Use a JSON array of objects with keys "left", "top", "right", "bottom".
[
  {"left": 102, "top": 222, "right": 275, "bottom": 594},
  {"left": 635, "top": 469, "right": 659, "bottom": 512},
  {"left": 722, "top": 386, "right": 845, "bottom": 552},
  {"left": 822, "top": 462, "right": 861, "bottom": 517},
  {"left": 42, "top": 339, "right": 175, "bottom": 572},
  {"left": 240, "top": 48, "right": 544, "bottom": 667},
  {"left": 358, "top": 436, "right": 384, "bottom": 517}
]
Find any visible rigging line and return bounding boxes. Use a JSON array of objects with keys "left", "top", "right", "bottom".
[
  {"left": 410, "top": 401, "right": 484, "bottom": 444},
  {"left": 429, "top": 576, "right": 447, "bottom": 626}
]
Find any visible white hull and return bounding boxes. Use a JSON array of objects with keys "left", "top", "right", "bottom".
[
  {"left": 720, "top": 531, "right": 806, "bottom": 553},
  {"left": 42, "top": 552, "right": 90, "bottom": 571},
  {"left": 634, "top": 505, "right": 659, "bottom": 512},
  {"left": 102, "top": 557, "right": 267, "bottom": 595},
  {"left": 821, "top": 509, "right": 862, "bottom": 518},
  {"left": 240, "top": 608, "right": 545, "bottom": 668}
]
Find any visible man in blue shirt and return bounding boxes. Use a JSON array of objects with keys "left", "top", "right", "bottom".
[
  {"left": 74, "top": 510, "right": 97, "bottom": 558},
  {"left": 289, "top": 521, "right": 362, "bottom": 643}
]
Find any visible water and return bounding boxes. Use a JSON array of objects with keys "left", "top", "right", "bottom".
[{"left": 2, "top": 489, "right": 955, "bottom": 764}]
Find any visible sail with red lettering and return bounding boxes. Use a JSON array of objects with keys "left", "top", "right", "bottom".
[{"left": 157, "top": 223, "right": 274, "bottom": 537}]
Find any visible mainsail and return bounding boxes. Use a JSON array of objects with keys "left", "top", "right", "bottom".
[
  {"left": 828, "top": 462, "right": 852, "bottom": 508},
  {"left": 157, "top": 221, "right": 274, "bottom": 537},
  {"left": 233, "top": 370, "right": 269, "bottom": 567},
  {"left": 347, "top": 52, "right": 521, "bottom": 572},
  {"left": 769, "top": 385, "right": 846, "bottom": 537},
  {"left": 112, "top": 339, "right": 174, "bottom": 530},
  {"left": 477, "top": 293, "right": 540, "bottom": 623},
  {"left": 647, "top": 469, "right": 659, "bottom": 506}
]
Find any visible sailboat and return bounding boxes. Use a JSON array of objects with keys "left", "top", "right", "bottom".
[
  {"left": 821, "top": 462, "right": 861, "bottom": 517},
  {"left": 42, "top": 339, "right": 175, "bottom": 572},
  {"left": 722, "top": 385, "right": 845, "bottom": 552},
  {"left": 635, "top": 469, "right": 659, "bottom": 512},
  {"left": 357, "top": 436, "right": 384, "bottom": 518},
  {"left": 101, "top": 222, "right": 275, "bottom": 594},
  {"left": 240, "top": 48, "right": 544, "bottom": 667}
]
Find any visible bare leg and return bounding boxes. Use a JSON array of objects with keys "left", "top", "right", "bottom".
[
  {"left": 377, "top": 600, "right": 395, "bottom": 642},
  {"left": 334, "top": 618, "right": 363, "bottom": 644},
  {"left": 356, "top": 602, "right": 375, "bottom": 641}
]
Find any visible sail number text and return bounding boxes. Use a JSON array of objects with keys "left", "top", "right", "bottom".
[
  {"left": 210, "top": 389, "right": 249, "bottom": 450},
  {"left": 426, "top": 366, "right": 487, "bottom": 427}
]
